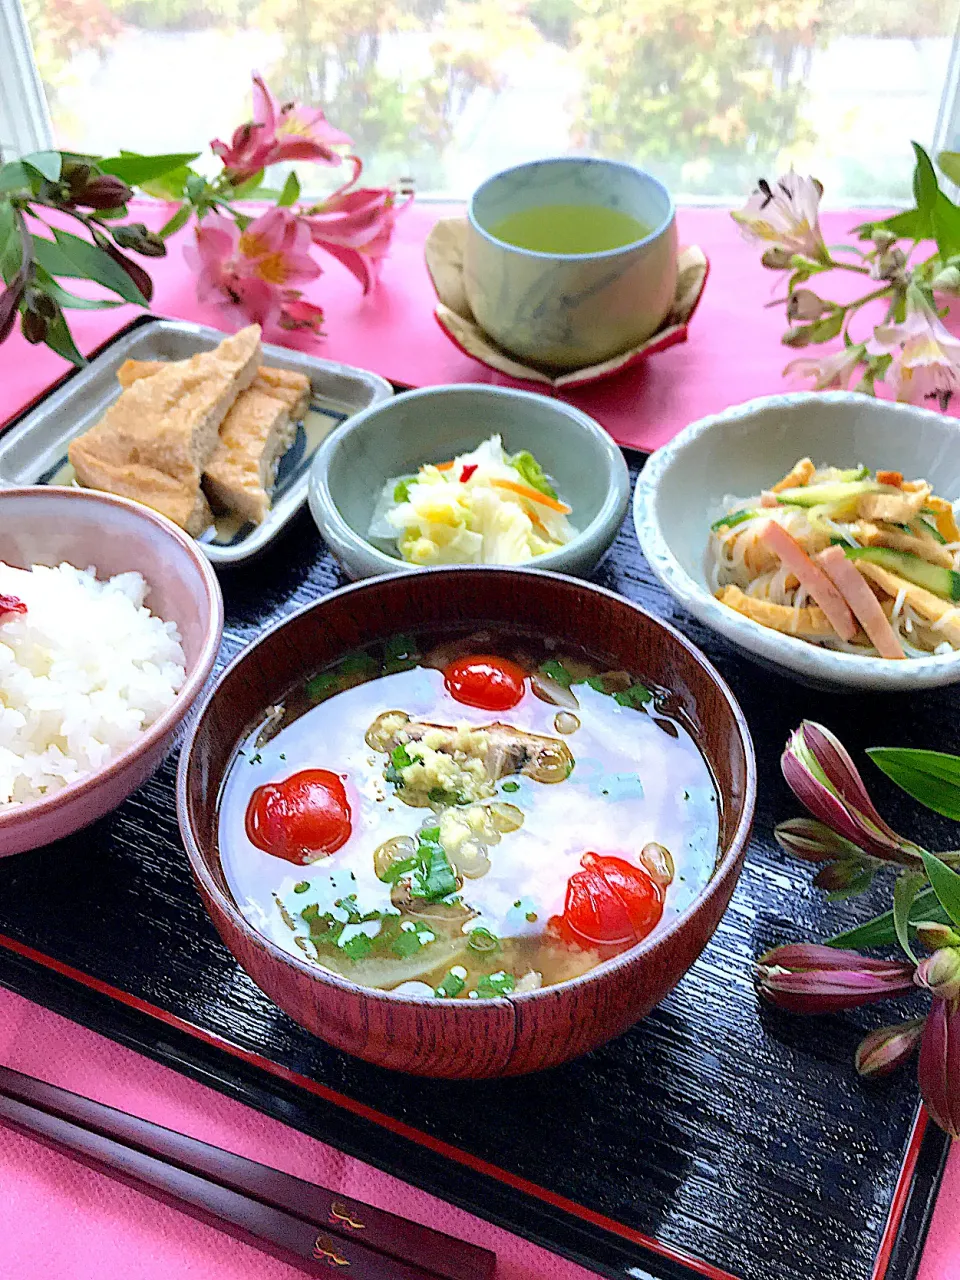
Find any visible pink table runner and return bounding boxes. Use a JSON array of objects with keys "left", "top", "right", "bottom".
[
  {"left": 0, "top": 204, "right": 918, "bottom": 452},
  {"left": 0, "top": 204, "right": 955, "bottom": 1277}
]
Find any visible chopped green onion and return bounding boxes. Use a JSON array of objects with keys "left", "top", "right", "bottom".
[
  {"left": 476, "top": 971, "right": 516, "bottom": 998},
  {"left": 435, "top": 968, "right": 467, "bottom": 998},
  {"left": 539, "top": 658, "right": 573, "bottom": 688},
  {"left": 501, "top": 780, "right": 520, "bottom": 794},
  {"left": 393, "top": 478, "right": 413, "bottom": 503},
  {"left": 293, "top": 881, "right": 309, "bottom": 894},
  {"left": 466, "top": 926, "right": 500, "bottom": 953},
  {"left": 613, "top": 682, "right": 653, "bottom": 709}
]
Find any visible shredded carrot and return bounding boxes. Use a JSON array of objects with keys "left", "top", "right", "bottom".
[
  {"left": 877, "top": 470, "right": 904, "bottom": 488},
  {"left": 490, "top": 478, "right": 571, "bottom": 513},
  {"left": 528, "top": 509, "right": 550, "bottom": 536},
  {"left": 435, "top": 460, "right": 455, "bottom": 472}
]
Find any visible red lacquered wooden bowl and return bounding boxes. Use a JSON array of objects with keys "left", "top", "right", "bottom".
[{"left": 177, "top": 568, "right": 756, "bottom": 1077}]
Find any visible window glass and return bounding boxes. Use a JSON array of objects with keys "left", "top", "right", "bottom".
[{"left": 21, "top": 0, "right": 960, "bottom": 201}]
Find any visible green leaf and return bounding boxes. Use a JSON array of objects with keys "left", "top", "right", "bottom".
[
  {"left": 42, "top": 310, "right": 86, "bottom": 366},
  {"left": 185, "top": 173, "right": 209, "bottom": 203},
  {"left": 539, "top": 659, "right": 573, "bottom": 688},
  {"left": 34, "top": 229, "right": 147, "bottom": 305},
  {"left": 919, "top": 848, "right": 960, "bottom": 927},
  {"left": 856, "top": 207, "right": 928, "bottom": 243},
  {"left": 140, "top": 165, "right": 193, "bottom": 201},
  {"left": 939, "top": 151, "right": 960, "bottom": 185},
  {"left": 228, "top": 169, "right": 267, "bottom": 200},
  {"left": 22, "top": 151, "right": 62, "bottom": 183},
  {"left": 893, "top": 870, "right": 926, "bottom": 963},
  {"left": 32, "top": 265, "right": 124, "bottom": 310},
  {"left": 277, "top": 170, "right": 301, "bottom": 207},
  {"left": 808, "top": 310, "right": 845, "bottom": 343},
  {"left": 613, "top": 682, "right": 653, "bottom": 709},
  {"left": 510, "top": 449, "right": 557, "bottom": 499},
  {"left": 913, "top": 142, "right": 940, "bottom": 218},
  {"left": 98, "top": 152, "right": 200, "bottom": 186},
  {"left": 159, "top": 204, "right": 192, "bottom": 239},
  {"left": 827, "top": 885, "right": 951, "bottom": 949},
  {"left": 867, "top": 747, "right": 960, "bottom": 819},
  {"left": 1, "top": 215, "right": 23, "bottom": 283},
  {"left": 0, "top": 161, "right": 31, "bottom": 195}
]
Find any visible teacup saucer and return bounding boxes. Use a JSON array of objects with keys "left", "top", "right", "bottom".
[{"left": 424, "top": 217, "right": 708, "bottom": 390}]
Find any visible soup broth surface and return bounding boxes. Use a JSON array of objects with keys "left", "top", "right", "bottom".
[
  {"left": 489, "top": 204, "right": 650, "bottom": 255},
  {"left": 218, "top": 631, "right": 719, "bottom": 1000}
]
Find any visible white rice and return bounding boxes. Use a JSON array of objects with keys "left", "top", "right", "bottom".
[{"left": 0, "top": 562, "right": 186, "bottom": 807}]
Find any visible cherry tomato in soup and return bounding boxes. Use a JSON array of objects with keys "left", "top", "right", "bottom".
[
  {"left": 246, "top": 769, "right": 351, "bottom": 864},
  {"left": 560, "top": 853, "right": 663, "bottom": 948},
  {"left": 443, "top": 655, "right": 526, "bottom": 711}
]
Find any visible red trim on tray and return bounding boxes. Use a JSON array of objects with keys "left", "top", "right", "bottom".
[
  {"left": 0, "top": 928, "right": 742, "bottom": 1280},
  {"left": 870, "top": 1107, "right": 930, "bottom": 1280}
]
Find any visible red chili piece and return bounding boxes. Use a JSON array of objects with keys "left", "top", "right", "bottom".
[
  {"left": 245, "top": 769, "right": 352, "bottom": 864},
  {"left": 460, "top": 463, "right": 479, "bottom": 483}
]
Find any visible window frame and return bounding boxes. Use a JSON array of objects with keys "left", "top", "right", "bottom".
[{"left": 0, "top": 0, "right": 53, "bottom": 160}]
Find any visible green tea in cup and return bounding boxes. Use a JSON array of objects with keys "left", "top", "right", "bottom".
[
  {"left": 490, "top": 204, "right": 651, "bottom": 255},
  {"left": 464, "top": 158, "right": 677, "bottom": 370}
]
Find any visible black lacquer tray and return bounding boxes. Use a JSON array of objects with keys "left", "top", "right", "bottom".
[{"left": 0, "top": 322, "right": 951, "bottom": 1280}]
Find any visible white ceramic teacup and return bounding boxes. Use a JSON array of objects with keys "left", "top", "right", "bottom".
[{"left": 463, "top": 157, "right": 677, "bottom": 371}]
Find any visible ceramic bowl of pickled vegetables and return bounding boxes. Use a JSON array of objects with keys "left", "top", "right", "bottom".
[
  {"left": 634, "top": 391, "right": 960, "bottom": 690},
  {"left": 177, "top": 567, "right": 755, "bottom": 1077},
  {"left": 307, "top": 383, "right": 630, "bottom": 580}
]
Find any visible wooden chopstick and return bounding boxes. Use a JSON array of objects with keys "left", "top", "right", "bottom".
[{"left": 0, "top": 1065, "right": 495, "bottom": 1280}]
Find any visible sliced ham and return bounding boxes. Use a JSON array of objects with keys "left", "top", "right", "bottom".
[
  {"left": 759, "top": 520, "right": 858, "bottom": 641},
  {"left": 816, "top": 545, "right": 905, "bottom": 659}
]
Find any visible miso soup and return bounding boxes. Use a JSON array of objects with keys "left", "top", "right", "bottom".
[{"left": 217, "top": 629, "right": 720, "bottom": 1000}]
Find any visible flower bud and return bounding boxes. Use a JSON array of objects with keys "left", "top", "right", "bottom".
[
  {"left": 813, "top": 858, "right": 873, "bottom": 892},
  {"left": 756, "top": 943, "right": 916, "bottom": 1014},
  {"left": 915, "top": 948, "right": 960, "bottom": 1001},
  {"left": 932, "top": 265, "right": 960, "bottom": 294},
  {"left": 787, "top": 288, "right": 828, "bottom": 322},
  {"left": 774, "top": 817, "right": 863, "bottom": 863},
  {"left": 20, "top": 309, "right": 47, "bottom": 344},
  {"left": 75, "top": 174, "right": 133, "bottom": 210},
  {"left": 782, "top": 325, "right": 815, "bottom": 348},
  {"left": 761, "top": 245, "right": 793, "bottom": 269},
  {"left": 855, "top": 1018, "right": 924, "bottom": 1077},
  {"left": 871, "top": 228, "right": 897, "bottom": 250},
  {"left": 0, "top": 280, "right": 24, "bottom": 345},
  {"left": 915, "top": 921, "right": 960, "bottom": 950},
  {"left": 781, "top": 722, "right": 919, "bottom": 865},
  {"left": 111, "top": 223, "right": 166, "bottom": 258},
  {"left": 23, "top": 288, "right": 56, "bottom": 321},
  {"left": 919, "top": 996, "right": 960, "bottom": 1136}
]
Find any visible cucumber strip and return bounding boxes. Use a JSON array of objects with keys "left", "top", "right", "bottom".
[
  {"left": 710, "top": 508, "right": 760, "bottom": 531},
  {"left": 776, "top": 478, "right": 887, "bottom": 508},
  {"left": 844, "top": 545, "right": 960, "bottom": 601}
]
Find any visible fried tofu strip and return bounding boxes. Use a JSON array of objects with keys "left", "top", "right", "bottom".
[
  {"left": 857, "top": 482, "right": 931, "bottom": 523},
  {"left": 771, "top": 457, "right": 815, "bottom": 493},
  {"left": 852, "top": 520, "right": 955, "bottom": 569},
  {"left": 117, "top": 358, "right": 311, "bottom": 420},
  {"left": 716, "top": 585, "right": 836, "bottom": 637},
  {"left": 855, "top": 560, "right": 960, "bottom": 646},
  {"left": 926, "top": 495, "right": 960, "bottom": 544}
]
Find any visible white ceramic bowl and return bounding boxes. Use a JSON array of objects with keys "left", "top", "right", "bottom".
[{"left": 634, "top": 391, "right": 960, "bottom": 691}]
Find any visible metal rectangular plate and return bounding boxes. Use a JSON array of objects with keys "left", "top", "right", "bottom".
[{"left": 0, "top": 317, "right": 393, "bottom": 566}]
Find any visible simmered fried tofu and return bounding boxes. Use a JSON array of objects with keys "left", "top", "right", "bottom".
[
  {"left": 118, "top": 358, "right": 311, "bottom": 421},
  {"left": 771, "top": 457, "right": 815, "bottom": 493},
  {"left": 716, "top": 584, "right": 836, "bottom": 637},
  {"left": 70, "top": 326, "right": 261, "bottom": 535},
  {"left": 857, "top": 482, "right": 931, "bottom": 523},
  {"left": 854, "top": 560, "right": 960, "bottom": 645},
  {"left": 203, "top": 389, "right": 294, "bottom": 525},
  {"left": 852, "top": 520, "right": 955, "bottom": 569}
]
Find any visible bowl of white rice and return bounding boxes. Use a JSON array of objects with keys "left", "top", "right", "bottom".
[{"left": 0, "top": 487, "right": 223, "bottom": 855}]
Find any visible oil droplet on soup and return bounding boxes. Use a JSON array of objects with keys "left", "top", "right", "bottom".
[{"left": 217, "top": 633, "right": 720, "bottom": 999}]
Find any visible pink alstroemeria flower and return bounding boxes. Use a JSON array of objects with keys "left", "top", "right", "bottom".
[
  {"left": 756, "top": 943, "right": 917, "bottom": 1014},
  {"left": 783, "top": 344, "right": 866, "bottom": 391},
  {"left": 732, "top": 171, "right": 829, "bottom": 263},
  {"left": 211, "top": 72, "right": 351, "bottom": 180},
  {"left": 868, "top": 292, "right": 960, "bottom": 410},
  {"left": 302, "top": 158, "right": 411, "bottom": 294},
  {"left": 185, "top": 208, "right": 321, "bottom": 332},
  {"left": 917, "top": 995, "right": 960, "bottom": 1137},
  {"left": 279, "top": 294, "right": 325, "bottom": 334},
  {"left": 781, "top": 722, "right": 921, "bottom": 865}
]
